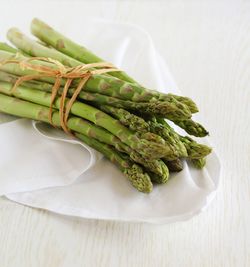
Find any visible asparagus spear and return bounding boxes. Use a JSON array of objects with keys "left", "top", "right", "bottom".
[
  {"left": 165, "top": 159, "right": 183, "bottom": 172},
  {"left": 0, "top": 71, "right": 170, "bottom": 149},
  {"left": 0, "top": 92, "right": 163, "bottom": 191},
  {"left": 30, "top": 18, "right": 137, "bottom": 83},
  {"left": 0, "top": 70, "right": 55, "bottom": 92},
  {"left": 7, "top": 25, "right": 196, "bottom": 110},
  {"left": 179, "top": 136, "right": 212, "bottom": 159},
  {"left": 116, "top": 152, "right": 169, "bottom": 184},
  {"left": 7, "top": 28, "right": 196, "bottom": 113},
  {"left": 0, "top": 71, "right": 211, "bottom": 160},
  {"left": 6, "top": 29, "right": 198, "bottom": 115},
  {"left": 153, "top": 118, "right": 211, "bottom": 159},
  {"left": 98, "top": 106, "right": 188, "bottom": 160},
  {"left": 191, "top": 158, "right": 206, "bottom": 169},
  {"left": 74, "top": 132, "right": 153, "bottom": 193},
  {"left": 148, "top": 120, "right": 188, "bottom": 158},
  {"left": 172, "top": 118, "right": 209, "bottom": 137},
  {"left": 98, "top": 105, "right": 174, "bottom": 149},
  {"left": 168, "top": 94, "right": 198, "bottom": 113},
  {"left": 0, "top": 71, "right": 206, "bottom": 162},
  {"left": 0, "top": 70, "right": 190, "bottom": 121},
  {"left": 7, "top": 28, "right": 83, "bottom": 67},
  {"left": 0, "top": 73, "right": 170, "bottom": 178},
  {"left": 157, "top": 116, "right": 208, "bottom": 138},
  {"left": 0, "top": 51, "right": 191, "bottom": 119},
  {"left": 0, "top": 81, "right": 173, "bottom": 160},
  {"left": 0, "top": 92, "right": 153, "bottom": 192},
  {"left": 0, "top": 77, "right": 167, "bottom": 176},
  {"left": 30, "top": 19, "right": 201, "bottom": 112},
  {"left": 98, "top": 105, "right": 150, "bottom": 133},
  {"left": 0, "top": 41, "right": 31, "bottom": 57},
  {"left": 0, "top": 49, "right": 160, "bottom": 100},
  {"left": 0, "top": 71, "right": 200, "bottom": 162},
  {"left": 83, "top": 130, "right": 169, "bottom": 179},
  {"left": 0, "top": 42, "right": 17, "bottom": 53}
]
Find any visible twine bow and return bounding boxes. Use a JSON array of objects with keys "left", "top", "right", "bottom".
[{"left": 0, "top": 56, "right": 120, "bottom": 134}]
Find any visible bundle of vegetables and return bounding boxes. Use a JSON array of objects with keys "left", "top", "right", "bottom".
[{"left": 0, "top": 19, "right": 212, "bottom": 193}]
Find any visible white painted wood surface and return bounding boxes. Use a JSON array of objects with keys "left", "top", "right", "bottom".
[{"left": 0, "top": 1, "right": 249, "bottom": 266}]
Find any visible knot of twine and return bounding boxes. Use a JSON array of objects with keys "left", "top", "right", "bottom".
[{"left": 1, "top": 56, "right": 119, "bottom": 134}]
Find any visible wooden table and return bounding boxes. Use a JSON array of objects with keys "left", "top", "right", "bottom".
[{"left": 0, "top": 1, "right": 249, "bottom": 266}]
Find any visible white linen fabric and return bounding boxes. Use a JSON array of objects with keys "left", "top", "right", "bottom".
[{"left": 0, "top": 19, "right": 220, "bottom": 223}]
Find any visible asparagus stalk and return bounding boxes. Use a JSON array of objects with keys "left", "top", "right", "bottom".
[
  {"left": 152, "top": 120, "right": 212, "bottom": 160},
  {"left": 148, "top": 171, "right": 169, "bottom": 184},
  {"left": 8, "top": 25, "right": 196, "bottom": 110},
  {"left": 30, "top": 18, "right": 137, "bottom": 83},
  {"left": 153, "top": 118, "right": 211, "bottom": 159},
  {"left": 157, "top": 116, "right": 208, "bottom": 138},
  {"left": 172, "top": 118, "right": 209, "bottom": 137},
  {"left": 0, "top": 72, "right": 211, "bottom": 160},
  {"left": 99, "top": 106, "right": 188, "bottom": 160},
  {"left": 191, "top": 158, "right": 206, "bottom": 169},
  {"left": 74, "top": 132, "right": 153, "bottom": 193},
  {"left": 97, "top": 106, "right": 172, "bottom": 147},
  {"left": 168, "top": 94, "right": 198, "bottom": 113},
  {"left": 0, "top": 73, "right": 171, "bottom": 178},
  {"left": 0, "top": 71, "right": 202, "bottom": 162},
  {"left": 130, "top": 152, "right": 169, "bottom": 180},
  {"left": 0, "top": 81, "right": 173, "bottom": 160},
  {"left": 0, "top": 71, "right": 208, "bottom": 162},
  {"left": 148, "top": 120, "right": 188, "bottom": 158},
  {"left": 0, "top": 70, "right": 55, "bottom": 92},
  {"left": 179, "top": 136, "right": 212, "bottom": 159},
  {"left": 0, "top": 49, "right": 160, "bottom": 100},
  {"left": 0, "top": 42, "right": 17, "bottom": 53},
  {"left": 116, "top": 152, "right": 169, "bottom": 184},
  {"left": 0, "top": 51, "right": 191, "bottom": 119},
  {"left": 0, "top": 41, "right": 31, "bottom": 57},
  {"left": 5, "top": 26, "right": 198, "bottom": 117},
  {"left": 0, "top": 92, "right": 153, "bottom": 192},
  {"left": 0, "top": 76, "right": 167, "bottom": 176},
  {"left": 0, "top": 50, "right": 59, "bottom": 84},
  {"left": 165, "top": 159, "right": 183, "bottom": 172},
  {"left": 7, "top": 28, "right": 83, "bottom": 67},
  {"left": 30, "top": 19, "right": 201, "bottom": 112},
  {"left": 0, "top": 71, "right": 170, "bottom": 149},
  {"left": 98, "top": 105, "right": 150, "bottom": 133},
  {"left": 88, "top": 132, "right": 169, "bottom": 179},
  {"left": 0, "top": 68, "right": 190, "bottom": 120},
  {"left": 6, "top": 29, "right": 198, "bottom": 115}
]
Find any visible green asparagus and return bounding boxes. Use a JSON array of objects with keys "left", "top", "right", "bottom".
[
  {"left": 168, "top": 94, "right": 198, "bottom": 113},
  {"left": 74, "top": 132, "right": 153, "bottom": 193},
  {"left": 172, "top": 118, "right": 209, "bottom": 137},
  {"left": 191, "top": 158, "right": 206, "bottom": 169},
  {"left": 7, "top": 28, "right": 83, "bottom": 67},
  {"left": 165, "top": 159, "right": 183, "bottom": 172},
  {"left": 0, "top": 92, "right": 153, "bottom": 193},
  {"left": 0, "top": 81, "right": 173, "bottom": 159},
  {"left": 179, "top": 136, "right": 212, "bottom": 159},
  {"left": 0, "top": 51, "right": 191, "bottom": 119},
  {"left": 31, "top": 18, "right": 137, "bottom": 83},
  {"left": 0, "top": 42, "right": 18, "bottom": 53},
  {"left": 148, "top": 119, "right": 188, "bottom": 158},
  {"left": 98, "top": 105, "right": 150, "bottom": 133}
]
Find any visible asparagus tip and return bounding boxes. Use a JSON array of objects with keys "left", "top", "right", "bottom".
[{"left": 124, "top": 164, "right": 153, "bottom": 193}]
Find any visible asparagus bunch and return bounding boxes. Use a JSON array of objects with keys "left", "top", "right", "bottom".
[
  {"left": 0, "top": 93, "right": 154, "bottom": 192},
  {"left": 0, "top": 19, "right": 212, "bottom": 193}
]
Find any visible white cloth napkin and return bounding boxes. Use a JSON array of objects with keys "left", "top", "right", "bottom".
[{"left": 0, "top": 19, "right": 221, "bottom": 224}]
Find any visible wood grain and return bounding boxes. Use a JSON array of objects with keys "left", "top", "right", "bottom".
[{"left": 0, "top": 1, "right": 249, "bottom": 266}]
